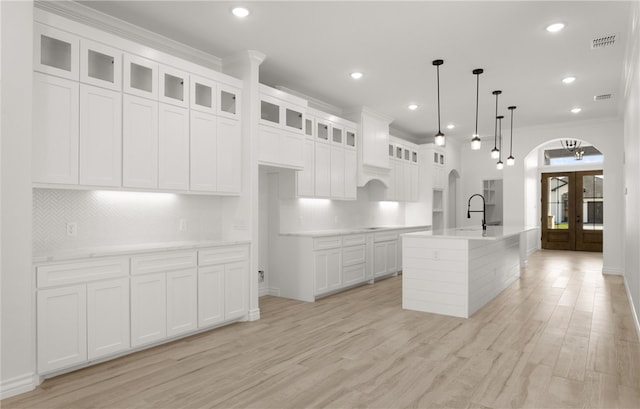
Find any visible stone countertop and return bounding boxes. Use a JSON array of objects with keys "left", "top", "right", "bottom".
[
  {"left": 33, "top": 239, "right": 251, "bottom": 264},
  {"left": 280, "top": 225, "right": 431, "bottom": 238},
  {"left": 402, "top": 226, "right": 538, "bottom": 241}
]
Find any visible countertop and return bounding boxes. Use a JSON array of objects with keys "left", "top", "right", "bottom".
[
  {"left": 402, "top": 226, "right": 538, "bottom": 241},
  {"left": 33, "top": 239, "right": 251, "bottom": 263},
  {"left": 280, "top": 225, "right": 431, "bottom": 237}
]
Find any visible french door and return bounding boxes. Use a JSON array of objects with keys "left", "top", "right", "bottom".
[{"left": 541, "top": 170, "right": 603, "bottom": 252}]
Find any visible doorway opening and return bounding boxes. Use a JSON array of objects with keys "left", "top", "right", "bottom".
[{"left": 541, "top": 170, "right": 603, "bottom": 251}]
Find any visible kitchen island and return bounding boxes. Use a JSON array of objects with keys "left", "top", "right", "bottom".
[{"left": 401, "top": 226, "right": 532, "bottom": 318}]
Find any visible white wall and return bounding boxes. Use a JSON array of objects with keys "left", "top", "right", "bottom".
[{"left": 1, "top": 0, "right": 35, "bottom": 399}]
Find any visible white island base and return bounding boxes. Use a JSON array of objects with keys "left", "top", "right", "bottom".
[{"left": 402, "top": 227, "right": 526, "bottom": 318}]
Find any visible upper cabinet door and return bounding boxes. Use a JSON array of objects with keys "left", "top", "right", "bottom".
[
  {"left": 216, "top": 116, "right": 242, "bottom": 194},
  {"left": 80, "top": 40, "right": 122, "bottom": 91},
  {"left": 34, "top": 23, "right": 79, "bottom": 81},
  {"left": 79, "top": 84, "right": 122, "bottom": 187},
  {"left": 331, "top": 124, "right": 344, "bottom": 145},
  {"left": 190, "top": 110, "right": 218, "bottom": 192},
  {"left": 190, "top": 75, "right": 217, "bottom": 115},
  {"left": 345, "top": 128, "right": 357, "bottom": 149},
  {"left": 123, "top": 54, "right": 158, "bottom": 100},
  {"left": 33, "top": 72, "right": 79, "bottom": 185},
  {"left": 123, "top": 94, "right": 159, "bottom": 189},
  {"left": 284, "top": 104, "right": 305, "bottom": 134},
  {"left": 259, "top": 94, "right": 282, "bottom": 128},
  {"left": 217, "top": 83, "right": 241, "bottom": 120},
  {"left": 159, "top": 104, "right": 190, "bottom": 190},
  {"left": 159, "top": 66, "right": 189, "bottom": 108}
]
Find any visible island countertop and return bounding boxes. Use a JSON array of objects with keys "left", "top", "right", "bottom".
[{"left": 402, "top": 226, "right": 537, "bottom": 241}]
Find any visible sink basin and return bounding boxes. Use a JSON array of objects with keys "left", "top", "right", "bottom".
[{"left": 362, "top": 227, "right": 383, "bottom": 230}]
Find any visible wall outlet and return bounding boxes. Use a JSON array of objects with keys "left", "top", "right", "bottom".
[
  {"left": 66, "top": 222, "right": 77, "bottom": 237},
  {"left": 179, "top": 219, "right": 187, "bottom": 231}
]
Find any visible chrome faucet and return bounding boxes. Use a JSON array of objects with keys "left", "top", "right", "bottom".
[{"left": 467, "top": 194, "right": 487, "bottom": 230}]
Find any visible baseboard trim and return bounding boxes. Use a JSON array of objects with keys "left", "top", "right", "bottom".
[
  {"left": 603, "top": 266, "right": 624, "bottom": 275},
  {"left": 248, "top": 308, "right": 260, "bottom": 321},
  {"left": 623, "top": 275, "right": 640, "bottom": 343},
  {"left": 0, "top": 373, "right": 37, "bottom": 400}
]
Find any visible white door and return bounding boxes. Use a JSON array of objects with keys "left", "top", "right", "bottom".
[
  {"left": 315, "top": 142, "right": 331, "bottom": 198},
  {"left": 123, "top": 94, "right": 158, "bottom": 188},
  {"left": 296, "top": 139, "right": 315, "bottom": 197},
  {"left": 37, "top": 285, "right": 87, "bottom": 373},
  {"left": 224, "top": 261, "right": 248, "bottom": 320},
  {"left": 166, "top": 269, "right": 198, "bottom": 337},
  {"left": 32, "top": 73, "right": 79, "bottom": 184},
  {"left": 344, "top": 149, "right": 357, "bottom": 200},
  {"left": 330, "top": 146, "right": 345, "bottom": 199},
  {"left": 79, "top": 84, "right": 122, "bottom": 187},
  {"left": 198, "top": 265, "right": 225, "bottom": 327},
  {"left": 314, "top": 249, "right": 341, "bottom": 295},
  {"left": 159, "top": 103, "right": 189, "bottom": 190},
  {"left": 217, "top": 117, "right": 242, "bottom": 194},
  {"left": 87, "top": 278, "right": 130, "bottom": 360},
  {"left": 190, "top": 110, "right": 218, "bottom": 192},
  {"left": 131, "top": 273, "right": 166, "bottom": 347}
]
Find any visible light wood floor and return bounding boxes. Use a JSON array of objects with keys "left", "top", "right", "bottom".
[{"left": 4, "top": 250, "right": 640, "bottom": 409}]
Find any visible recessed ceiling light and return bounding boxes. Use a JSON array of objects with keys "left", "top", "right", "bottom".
[
  {"left": 571, "top": 107, "right": 582, "bottom": 114},
  {"left": 408, "top": 104, "right": 418, "bottom": 110},
  {"left": 232, "top": 7, "right": 250, "bottom": 18},
  {"left": 350, "top": 72, "right": 363, "bottom": 80},
  {"left": 562, "top": 76, "right": 576, "bottom": 84},
  {"left": 546, "top": 22, "right": 565, "bottom": 33},
  {"left": 447, "top": 124, "right": 455, "bottom": 129}
]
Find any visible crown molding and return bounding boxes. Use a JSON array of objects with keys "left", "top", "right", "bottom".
[{"left": 35, "top": 0, "right": 222, "bottom": 71}]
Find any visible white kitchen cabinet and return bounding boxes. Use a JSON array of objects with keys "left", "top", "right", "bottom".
[
  {"left": 159, "top": 66, "right": 188, "bottom": 108},
  {"left": 374, "top": 240, "right": 398, "bottom": 279},
  {"left": 34, "top": 23, "right": 79, "bottom": 81},
  {"left": 166, "top": 269, "right": 198, "bottom": 337},
  {"left": 315, "top": 142, "right": 331, "bottom": 198},
  {"left": 198, "top": 265, "right": 225, "bottom": 328},
  {"left": 79, "top": 84, "right": 122, "bottom": 187},
  {"left": 411, "top": 163, "right": 419, "bottom": 202},
  {"left": 33, "top": 73, "right": 79, "bottom": 184},
  {"left": 217, "top": 83, "right": 241, "bottom": 120},
  {"left": 345, "top": 149, "right": 357, "bottom": 200},
  {"left": 403, "top": 162, "right": 412, "bottom": 202},
  {"left": 314, "top": 248, "right": 341, "bottom": 296},
  {"left": 331, "top": 124, "right": 344, "bottom": 145},
  {"left": 190, "top": 110, "right": 218, "bottom": 192},
  {"left": 80, "top": 40, "right": 122, "bottom": 91},
  {"left": 130, "top": 273, "right": 167, "bottom": 347},
  {"left": 123, "top": 54, "right": 158, "bottom": 100},
  {"left": 122, "top": 94, "right": 158, "bottom": 188},
  {"left": 37, "top": 285, "right": 87, "bottom": 373},
  {"left": 360, "top": 110, "right": 391, "bottom": 170},
  {"left": 285, "top": 104, "right": 305, "bottom": 134},
  {"left": 342, "top": 263, "right": 366, "bottom": 287},
  {"left": 297, "top": 139, "right": 315, "bottom": 197},
  {"left": 330, "top": 146, "right": 346, "bottom": 198},
  {"left": 216, "top": 116, "right": 242, "bottom": 194},
  {"left": 345, "top": 128, "right": 357, "bottom": 149},
  {"left": 159, "top": 103, "right": 189, "bottom": 190},
  {"left": 394, "top": 161, "right": 404, "bottom": 201},
  {"left": 190, "top": 74, "right": 216, "bottom": 115},
  {"left": 224, "top": 261, "right": 248, "bottom": 320},
  {"left": 87, "top": 278, "right": 130, "bottom": 360}
]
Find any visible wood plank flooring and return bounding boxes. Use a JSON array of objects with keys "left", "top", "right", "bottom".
[{"left": 4, "top": 250, "right": 640, "bottom": 408}]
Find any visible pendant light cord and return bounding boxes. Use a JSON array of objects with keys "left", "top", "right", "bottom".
[
  {"left": 437, "top": 64, "right": 442, "bottom": 133},
  {"left": 475, "top": 74, "right": 480, "bottom": 135},
  {"left": 509, "top": 109, "right": 514, "bottom": 156},
  {"left": 493, "top": 94, "right": 499, "bottom": 148}
]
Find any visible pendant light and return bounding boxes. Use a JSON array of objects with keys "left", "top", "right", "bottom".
[
  {"left": 490, "top": 90, "right": 502, "bottom": 159},
  {"left": 433, "top": 59, "right": 445, "bottom": 146},
  {"left": 507, "top": 106, "right": 516, "bottom": 166},
  {"left": 496, "top": 115, "right": 504, "bottom": 169},
  {"left": 471, "top": 69, "right": 483, "bottom": 150}
]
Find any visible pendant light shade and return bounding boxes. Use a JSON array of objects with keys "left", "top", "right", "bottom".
[
  {"left": 433, "top": 59, "right": 445, "bottom": 146},
  {"left": 471, "top": 69, "right": 483, "bottom": 150},
  {"left": 496, "top": 115, "right": 504, "bottom": 169},
  {"left": 490, "top": 90, "right": 502, "bottom": 159},
  {"left": 507, "top": 106, "right": 516, "bottom": 166}
]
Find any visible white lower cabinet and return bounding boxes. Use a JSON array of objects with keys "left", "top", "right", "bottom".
[
  {"left": 198, "top": 265, "right": 225, "bottom": 327},
  {"left": 373, "top": 240, "right": 399, "bottom": 278},
  {"left": 314, "top": 248, "right": 341, "bottom": 295},
  {"left": 130, "top": 272, "right": 167, "bottom": 347},
  {"left": 166, "top": 269, "right": 198, "bottom": 337},
  {"left": 37, "top": 285, "right": 87, "bottom": 373},
  {"left": 87, "top": 278, "right": 130, "bottom": 360},
  {"left": 224, "top": 261, "right": 248, "bottom": 320}
]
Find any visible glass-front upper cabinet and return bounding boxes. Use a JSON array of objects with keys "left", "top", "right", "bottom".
[
  {"left": 404, "top": 148, "right": 411, "bottom": 161},
  {"left": 412, "top": 151, "right": 418, "bottom": 163},
  {"left": 123, "top": 54, "right": 158, "bottom": 99},
  {"left": 159, "top": 66, "right": 189, "bottom": 108},
  {"left": 34, "top": 23, "right": 80, "bottom": 81},
  {"left": 316, "top": 119, "right": 330, "bottom": 142},
  {"left": 80, "top": 40, "right": 122, "bottom": 91},
  {"left": 305, "top": 117, "right": 314, "bottom": 139},
  {"left": 346, "top": 128, "right": 357, "bottom": 149},
  {"left": 218, "top": 83, "right": 241, "bottom": 120},
  {"left": 190, "top": 75, "right": 216, "bottom": 115},
  {"left": 332, "top": 124, "right": 344, "bottom": 144},
  {"left": 285, "top": 105, "right": 304, "bottom": 133}
]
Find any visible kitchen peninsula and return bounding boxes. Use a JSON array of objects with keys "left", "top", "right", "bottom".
[{"left": 402, "top": 226, "right": 533, "bottom": 318}]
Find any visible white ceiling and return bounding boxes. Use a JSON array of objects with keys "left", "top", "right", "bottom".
[{"left": 78, "top": 1, "right": 632, "bottom": 144}]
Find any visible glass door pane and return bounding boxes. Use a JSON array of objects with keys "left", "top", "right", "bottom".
[
  {"left": 581, "top": 174, "right": 603, "bottom": 231},
  {"left": 547, "top": 175, "right": 570, "bottom": 230}
]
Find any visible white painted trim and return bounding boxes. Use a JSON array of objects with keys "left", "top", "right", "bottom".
[
  {"left": 623, "top": 274, "right": 640, "bottom": 342},
  {"left": 34, "top": 0, "right": 222, "bottom": 71},
  {"left": 0, "top": 373, "right": 37, "bottom": 400},
  {"left": 258, "top": 286, "right": 269, "bottom": 297},
  {"left": 603, "top": 266, "right": 624, "bottom": 275},
  {"left": 247, "top": 308, "right": 260, "bottom": 321}
]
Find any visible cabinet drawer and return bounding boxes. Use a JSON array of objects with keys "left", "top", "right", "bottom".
[
  {"left": 37, "top": 257, "right": 129, "bottom": 288},
  {"left": 374, "top": 231, "right": 399, "bottom": 243},
  {"left": 342, "top": 245, "right": 366, "bottom": 267},
  {"left": 131, "top": 251, "right": 196, "bottom": 275},
  {"left": 342, "top": 234, "right": 365, "bottom": 246},
  {"left": 313, "top": 236, "right": 342, "bottom": 250},
  {"left": 343, "top": 264, "right": 366, "bottom": 287},
  {"left": 199, "top": 245, "right": 249, "bottom": 266}
]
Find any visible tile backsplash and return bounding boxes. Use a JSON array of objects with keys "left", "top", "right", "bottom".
[{"left": 33, "top": 189, "right": 223, "bottom": 255}]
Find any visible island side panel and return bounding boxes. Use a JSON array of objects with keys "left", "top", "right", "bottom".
[
  {"left": 402, "top": 236, "right": 469, "bottom": 318},
  {"left": 467, "top": 234, "right": 520, "bottom": 316}
]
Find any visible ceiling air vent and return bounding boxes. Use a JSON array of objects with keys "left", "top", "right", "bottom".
[
  {"left": 591, "top": 33, "right": 617, "bottom": 49},
  {"left": 594, "top": 93, "right": 613, "bottom": 101}
]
